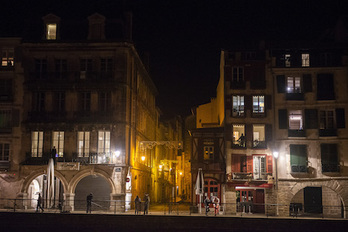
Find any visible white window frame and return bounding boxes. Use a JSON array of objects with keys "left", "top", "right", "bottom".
[
  {"left": 287, "top": 76, "right": 301, "bottom": 93},
  {"left": 31, "top": 131, "right": 43, "bottom": 157},
  {"left": 52, "top": 131, "right": 64, "bottom": 157},
  {"left": 252, "top": 96, "right": 265, "bottom": 114},
  {"left": 98, "top": 131, "right": 111, "bottom": 155},
  {"left": 232, "top": 95, "right": 244, "bottom": 117},
  {"left": 289, "top": 110, "right": 303, "bottom": 130},
  {"left": 77, "top": 131, "right": 90, "bottom": 157},
  {"left": 302, "top": 53, "right": 310, "bottom": 67}
]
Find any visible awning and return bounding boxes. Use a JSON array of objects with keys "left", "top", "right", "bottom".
[{"left": 235, "top": 183, "right": 273, "bottom": 190}]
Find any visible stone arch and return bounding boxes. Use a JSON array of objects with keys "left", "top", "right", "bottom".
[
  {"left": 21, "top": 169, "right": 68, "bottom": 194},
  {"left": 284, "top": 180, "right": 347, "bottom": 218},
  {"left": 68, "top": 167, "right": 116, "bottom": 194}
]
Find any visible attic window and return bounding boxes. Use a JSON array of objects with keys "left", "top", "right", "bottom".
[{"left": 46, "top": 24, "right": 57, "bottom": 40}]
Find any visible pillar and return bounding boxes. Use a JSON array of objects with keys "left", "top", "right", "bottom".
[
  {"left": 224, "top": 190, "right": 236, "bottom": 215},
  {"left": 110, "top": 193, "right": 126, "bottom": 213},
  {"left": 64, "top": 193, "right": 75, "bottom": 212}
]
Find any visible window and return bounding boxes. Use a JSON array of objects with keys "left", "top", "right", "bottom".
[
  {"left": 31, "top": 131, "right": 43, "bottom": 157},
  {"left": 98, "top": 131, "right": 110, "bottom": 154},
  {"left": 99, "top": 92, "right": 111, "bottom": 112},
  {"left": 0, "top": 110, "right": 12, "bottom": 132},
  {"left": 232, "top": 67, "right": 244, "bottom": 82},
  {"left": 252, "top": 96, "right": 265, "bottom": 115},
  {"left": 232, "top": 125, "right": 245, "bottom": 148},
  {"left": 302, "top": 53, "right": 310, "bottom": 67},
  {"left": 52, "top": 131, "right": 64, "bottom": 157},
  {"left": 46, "top": 24, "right": 57, "bottom": 40},
  {"left": 54, "top": 92, "right": 65, "bottom": 112},
  {"left": 319, "top": 53, "right": 333, "bottom": 66},
  {"left": 253, "top": 125, "right": 265, "bottom": 148},
  {"left": 0, "top": 79, "right": 12, "bottom": 101},
  {"left": 317, "top": 74, "right": 335, "bottom": 100},
  {"left": 290, "top": 144, "right": 307, "bottom": 173},
  {"left": 55, "top": 59, "right": 67, "bottom": 79},
  {"left": 204, "top": 146, "right": 214, "bottom": 160},
  {"left": 287, "top": 77, "right": 301, "bottom": 93},
  {"left": 285, "top": 54, "right": 291, "bottom": 67},
  {"left": 289, "top": 110, "right": 303, "bottom": 130},
  {"left": 33, "top": 92, "right": 45, "bottom": 112},
  {"left": 0, "top": 143, "right": 9, "bottom": 161},
  {"left": 80, "top": 92, "right": 91, "bottom": 111},
  {"left": 232, "top": 95, "right": 244, "bottom": 117},
  {"left": 253, "top": 155, "right": 266, "bottom": 180},
  {"left": 321, "top": 144, "right": 339, "bottom": 173},
  {"left": 35, "top": 59, "right": 47, "bottom": 79},
  {"left": 1, "top": 49, "right": 14, "bottom": 67},
  {"left": 101, "top": 58, "right": 113, "bottom": 72},
  {"left": 77, "top": 131, "right": 90, "bottom": 157},
  {"left": 320, "top": 110, "right": 334, "bottom": 129},
  {"left": 80, "top": 59, "right": 92, "bottom": 71}
]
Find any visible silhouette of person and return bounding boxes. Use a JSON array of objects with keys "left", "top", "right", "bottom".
[
  {"left": 36, "top": 193, "right": 44, "bottom": 213},
  {"left": 86, "top": 193, "right": 93, "bottom": 213}
]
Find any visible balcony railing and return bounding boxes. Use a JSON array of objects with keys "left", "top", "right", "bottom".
[
  {"left": 322, "top": 163, "right": 340, "bottom": 173},
  {"left": 73, "top": 152, "right": 125, "bottom": 165},
  {"left": 291, "top": 165, "right": 308, "bottom": 173},
  {"left": 286, "top": 93, "right": 304, "bottom": 100},
  {"left": 231, "top": 172, "right": 271, "bottom": 181},
  {"left": 288, "top": 129, "right": 306, "bottom": 137},
  {"left": 252, "top": 140, "right": 266, "bottom": 149},
  {"left": 319, "top": 129, "right": 337, "bottom": 137}
]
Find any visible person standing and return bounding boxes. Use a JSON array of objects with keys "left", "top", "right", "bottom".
[
  {"left": 86, "top": 193, "right": 93, "bottom": 213},
  {"left": 204, "top": 196, "right": 211, "bottom": 216},
  {"left": 143, "top": 194, "right": 150, "bottom": 215},
  {"left": 36, "top": 193, "right": 44, "bottom": 213},
  {"left": 212, "top": 196, "right": 220, "bottom": 216},
  {"left": 134, "top": 195, "right": 141, "bottom": 215}
]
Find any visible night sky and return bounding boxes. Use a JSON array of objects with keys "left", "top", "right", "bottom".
[{"left": 1, "top": 0, "right": 347, "bottom": 118}]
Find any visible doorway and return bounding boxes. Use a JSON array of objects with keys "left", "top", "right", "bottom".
[{"left": 304, "top": 187, "right": 322, "bottom": 214}]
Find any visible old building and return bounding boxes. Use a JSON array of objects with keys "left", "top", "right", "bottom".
[{"left": 0, "top": 12, "right": 181, "bottom": 212}]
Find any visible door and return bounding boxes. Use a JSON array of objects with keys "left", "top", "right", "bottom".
[
  {"left": 254, "top": 189, "right": 265, "bottom": 213},
  {"left": 304, "top": 187, "right": 322, "bottom": 214},
  {"left": 203, "top": 179, "right": 221, "bottom": 206}
]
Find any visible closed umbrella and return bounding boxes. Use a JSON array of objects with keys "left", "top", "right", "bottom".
[{"left": 195, "top": 168, "right": 204, "bottom": 213}]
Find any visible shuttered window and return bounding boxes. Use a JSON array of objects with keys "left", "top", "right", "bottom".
[{"left": 290, "top": 144, "right": 307, "bottom": 173}]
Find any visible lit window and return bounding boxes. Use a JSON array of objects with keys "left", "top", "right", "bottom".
[
  {"left": 252, "top": 96, "right": 265, "bottom": 114},
  {"left": 52, "top": 131, "right": 64, "bottom": 157},
  {"left": 1, "top": 49, "right": 14, "bottom": 67},
  {"left": 98, "top": 131, "right": 110, "bottom": 155},
  {"left": 232, "top": 95, "right": 244, "bottom": 117},
  {"left": 31, "top": 131, "right": 43, "bottom": 157},
  {"left": 0, "top": 143, "right": 10, "bottom": 161},
  {"left": 285, "top": 54, "right": 291, "bottom": 67},
  {"left": 77, "top": 131, "right": 90, "bottom": 157},
  {"left": 289, "top": 110, "right": 303, "bottom": 130},
  {"left": 287, "top": 77, "right": 301, "bottom": 93},
  {"left": 253, "top": 125, "right": 265, "bottom": 148},
  {"left": 204, "top": 146, "right": 214, "bottom": 160},
  {"left": 46, "top": 24, "right": 57, "bottom": 40},
  {"left": 302, "top": 53, "right": 310, "bottom": 67},
  {"left": 233, "top": 124, "right": 245, "bottom": 148}
]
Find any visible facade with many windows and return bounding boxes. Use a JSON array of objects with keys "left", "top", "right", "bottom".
[{"left": 0, "top": 13, "right": 182, "bottom": 212}]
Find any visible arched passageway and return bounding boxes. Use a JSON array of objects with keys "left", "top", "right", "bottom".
[{"left": 74, "top": 175, "right": 111, "bottom": 211}]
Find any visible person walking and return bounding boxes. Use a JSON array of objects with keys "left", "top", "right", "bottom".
[
  {"left": 86, "top": 193, "right": 93, "bottom": 213},
  {"left": 143, "top": 194, "right": 150, "bottom": 215},
  {"left": 134, "top": 195, "right": 141, "bottom": 215},
  {"left": 204, "top": 196, "right": 211, "bottom": 216},
  {"left": 36, "top": 193, "right": 44, "bottom": 213}
]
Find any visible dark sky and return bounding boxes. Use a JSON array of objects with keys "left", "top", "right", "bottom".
[{"left": 1, "top": 0, "right": 347, "bottom": 118}]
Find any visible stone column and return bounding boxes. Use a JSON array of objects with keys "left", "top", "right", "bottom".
[
  {"left": 264, "top": 188, "right": 277, "bottom": 216},
  {"left": 64, "top": 193, "right": 75, "bottom": 212},
  {"left": 17, "top": 192, "right": 29, "bottom": 210},
  {"left": 224, "top": 190, "right": 236, "bottom": 215},
  {"left": 110, "top": 193, "right": 126, "bottom": 213}
]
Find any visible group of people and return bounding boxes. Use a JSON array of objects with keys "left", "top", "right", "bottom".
[
  {"left": 204, "top": 196, "right": 220, "bottom": 216},
  {"left": 134, "top": 194, "right": 150, "bottom": 215}
]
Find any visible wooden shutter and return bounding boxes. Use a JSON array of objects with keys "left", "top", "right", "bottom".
[
  {"left": 265, "top": 95, "right": 272, "bottom": 110},
  {"left": 305, "top": 109, "right": 318, "bottom": 129},
  {"left": 265, "top": 124, "right": 272, "bottom": 141},
  {"left": 278, "top": 109, "right": 288, "bottom": 129},
  {"left": 336, "top": 108, "right": 345, "bottom": 128},
  {"left": 276, "top": 75, "right": 285, "bottom": 93},
  {"left": 246, "top": 124, "right": 253, "bottom": 146},
  {"left": 231, "top": 154, "right": 241, "bottom": 173},
  {"left": 266, "top": 156, "right": 273, "bottom": 174},
  {"left": 303, "top": 74, "right": 312, "bottom": 92},
  {"left": 246, "top": 156, "right": 253, "bottom": 173}
]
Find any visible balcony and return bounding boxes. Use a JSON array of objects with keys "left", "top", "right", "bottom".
[
  {"left": 0, "top": 161, "right": 10, "bottom": 170},
  {"left": 73, "top": 152, "right": 125, "bottom": 165},
  {"left": 322, "top": 163, "right": 340, "bottom": 173},
  {"left": 252, "top": 140, "right": 267, "bottom": 149},
  {"left": 286, "top": 93, "right": 304, "bottom": 100},
  {"left": 27, "top": 111, "right": 67, "bottom": 123},
  {"left": 319, "top": 129, "right": 337, "bottom": 137},
  {"left": 231, "top": 172, "right": 271, "bottom": 181},
  {"left": 288, "top": 129, "right": 306, "bottom": 137},
  {"left": 291, "top": 165, "right": 308, "bottom": 173}
]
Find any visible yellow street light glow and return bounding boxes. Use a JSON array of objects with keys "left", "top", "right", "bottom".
[
  {"left": 141, "top": 156, "right": 145, "bottom": 161},
  {"left": 179, "top": 172, "right": 182, "bottom": 175}
]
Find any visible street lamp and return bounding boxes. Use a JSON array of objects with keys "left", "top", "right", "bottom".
[{"left": 141, "top": 156, "right": 146, "bottom": 162}]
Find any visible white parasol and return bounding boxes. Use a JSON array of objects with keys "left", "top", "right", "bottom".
[{"left": 194, "top": 168, "right": 204, "bottom": 213}]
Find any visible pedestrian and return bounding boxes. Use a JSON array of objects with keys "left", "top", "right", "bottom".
[
  {"left": 143, "top": 194, "right": 150, "bottom": 215},
  {"left": 204, "top": 196, "right": 211, "bottom": 216},
  {"left": 86, "top": 193, "right": 93, "bottom": 213},
  {"left": 212, "top": 196, "right": 220, "bottom": 216},
  {"left": 134, "top": 195, "right": 141, "bottom": 215},
  {"left": 36, "top": 193, "right": 44, "bottom": 213}
]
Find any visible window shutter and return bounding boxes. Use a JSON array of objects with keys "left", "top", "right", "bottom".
[
  {"left": 266, "top": 156, "right": 273, "bottom": 174},
  {"left": 278, "top": 109, "right": 288, "bottom": 129},
  {"left": 265, "top": 124, "right": 272, "bottom": 141},
  {"left": 225, "top": 124, "right": 232, "bottom": 141},
  {"left": 225, "top": 66, "right": 232, "bottom": 82},
  {"left": 276, "top": 75, "right": 286, "bottom": 93},
  {"left": 11, "top": 109, "right": 20, "bottom": 127},
  {"left": 246, "top": 124, "right": 253, "bottom": 146},
  {"left": 231, "top": 154, "right": 241, "bottom": 173},
  {"left": 305, "top": 109, "right": 318, "bottom": 129},
  {"left": 336, "top": 108, "right": 345, "bottom": 128},
  {"left": 245, "top": 95, "right": 252, "bottom": 111},
  {"left": 303, "top": 74, "right": 312, "bottom": 92},
  {"left": 246, "top": 156, "right": 253, "bottom": 173},
  {"left": 265, "top": 95, "right": 272, "bottom": 110}
]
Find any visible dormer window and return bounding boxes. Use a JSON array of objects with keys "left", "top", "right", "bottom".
[
  {"left": 46, "top": 23, "right": 57, "bottom": 40},
  {"left": 42, "top": 14, "right": 60, "bottom": 40}
]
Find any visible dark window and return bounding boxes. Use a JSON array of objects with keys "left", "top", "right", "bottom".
[
  {"left": 0, "top": 143, "right": 10, "bottom": 161},
  {"left": 290, "top": 144, "right": 307, "bottom": 173},
  {"left": 80, "top": 92, "right": 91, "bottom": 111},
  {"left": 55, "top": 59, "right": 67, "bottom": 79},
  {"left": 0, "top": 79, "right": 12, "bottom": 101},
  {"left": 317, "top": 74, "right": 335, "bottom": 100},
  {"left": 99, "top": 92, "right": 111, "bottom": 112},
  {"left": 54, "top": 92, "right": 65, "bottom": 112},
  {"left": 336, "top": 108, "right": 345, "bottom": 129},
  {"left": 305, "top": 109, "right": 318, "bottom": 129},
  {"left": 35, "top": 59, "right": 48, "bottom": 79},
  {"left": 232, "top": 67, "right": 244, "bottom": 82},
  {"left": 278, "top": 109, "right": 288, "bottom": 129},
  {"left": 276, "top": 75, "right": 286, "bottom": 93},
  {"left": 33, "top": 92, "right": 45, "bottom": 112},
  {"left": 302, "top": 74, "right": 312, "bottom": 92},
  {"left": 321, "top": 144, "right": 339, "bottom": 173},
  {"left": 0, "top": 110, "right": 12, "bottom": 133}
]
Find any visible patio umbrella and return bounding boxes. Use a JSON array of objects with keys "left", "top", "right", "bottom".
[
  {"left": 47, "top": 158, "right": 55, "bottom": 208},
  {"left": 195, "top": 168, "right": 204, "bottom": 213}
]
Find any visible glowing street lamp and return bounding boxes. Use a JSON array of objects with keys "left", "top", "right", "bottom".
[{"left": 141, "top": 156, "right": 146, "bottom": 162}]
